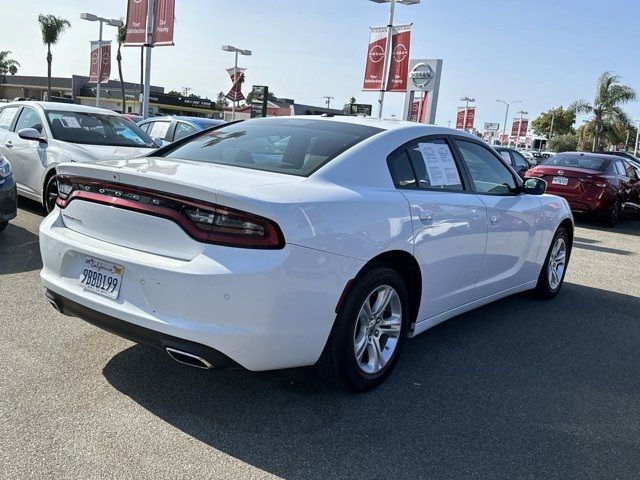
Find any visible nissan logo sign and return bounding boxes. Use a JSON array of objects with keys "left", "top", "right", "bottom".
[{"left": 410, "top": 63, "right": 434, "bottom": 89}]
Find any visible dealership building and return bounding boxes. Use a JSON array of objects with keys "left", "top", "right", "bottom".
[{"left": 0, "top": 74, "right": 222, "bottom": 118}]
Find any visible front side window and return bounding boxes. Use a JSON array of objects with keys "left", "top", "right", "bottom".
[
  {"left": 624, "top": 161, "right": 639, "bottom": 180},
  {"left": 174, "top": 122, "right": 198, "bottom": 141},
  {"left": 455, "top": 140, "right": 518, "bottom": 195},
  {"left": 162, "top": 118, "right": 382, "bottom": 176},
  {"left": 0, "top": 107, "right": 20, "bottom": 130},
  {"left": 614, "top": 161, "right": 627, "bottom": 176},
  {"left": 14, "top": 108, "right": 44, "bottom": 134},
  {"left": 46, "top": 110, "right": 156, "bottom": 148}
]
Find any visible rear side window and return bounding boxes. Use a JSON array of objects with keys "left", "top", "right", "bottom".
[
  {"left": 614, "top": 161, "right": 626, "bottom": 176},
  {"left": 388, "top": 139, "right": 464, "bottom": 191},
  {"left": 0, "top": 107, "right": 20, "bottom": 130},
  {"left": 162, "top": 118, "right": 382, "bottom": 177},
  {"left": 512, "top": 151, "right": 529, "bottom": 168},
  {"left": 174, "top": 122, "right": 198, "bottom": 141}
]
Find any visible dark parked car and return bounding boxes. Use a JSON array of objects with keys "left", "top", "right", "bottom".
[
  {"left": 0, "top": 154, "right": 17, "bottom": 232},
  {"left": 494, "top": 147, "right": 534, "bottom": 178},
  {"left": 526, "top": 152, "right": 640, "bottom": 226},
  {"left": 138, "top": 116, "right": 225, "bottom": 144}
]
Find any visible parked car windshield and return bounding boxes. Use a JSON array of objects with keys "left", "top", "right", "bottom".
[
  {"left": 542, "top": 154, "right": 608, "bottom": 171},
  {"left": 46, "top": 110, "right": 156, "bottom": 148},
  {"left": 161, "top": 118, "right": 383, "bottom": 176}
]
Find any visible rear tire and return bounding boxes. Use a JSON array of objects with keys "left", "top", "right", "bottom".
[
  {"left": 317, "top": 267, "right": 410, "bottom": 392},
  {"left": 602, "top": 199, "right": 621, "bottom": 227},
  {"left": 533, "top": 227, "right": 570, "bottom": 299},
  {"left": 44, "top": 173, "right": 58, "bottom": 214}
]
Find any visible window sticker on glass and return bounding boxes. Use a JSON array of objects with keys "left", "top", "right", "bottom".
[
  {"left": 417, "top": 142, "right": 461, "bottom": 186},
  {"left": 500, "top": 151, "right": 511, "bottom": 162},
  {"left": 149, "top": 122, "right": 170, "bottom": 138},
  {"left": 61, "top": 116, "right": 81, "bottom": 128}
]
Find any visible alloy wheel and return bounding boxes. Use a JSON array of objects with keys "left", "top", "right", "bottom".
[
  {"left": 547, "top": 237, "right": 567, "bottom": 290},
  {"left": 353, "top": 285, "right": 402, "bottom": 375}
]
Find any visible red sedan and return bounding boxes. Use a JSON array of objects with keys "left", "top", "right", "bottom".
[{"left": 525, "top": 152, "right": 640, "bottom": 226}]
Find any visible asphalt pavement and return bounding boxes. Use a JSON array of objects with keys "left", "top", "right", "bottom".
[{"left": 1, "top": 198, "right": 639, "bottom": 479}]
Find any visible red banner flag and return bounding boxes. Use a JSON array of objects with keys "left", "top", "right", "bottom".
[
  {"left": 465, "top": 107, "right": 476, "bottom": 130},
  {"left": 362, "top": 27, "right": 387, "bottom": 91},
  {"left": 456, "top": 108, "right": 465, "bottom": 129},
  {"left": 386, "top": 25, "right": 411, "bottom": 92},
  {"left": 410, "top": 93, "right": 428, "bottom": 123},
  {"left": 89, "top": 41, "right": 111, "bottom": 84},
  {"left": 152, "top": 0, "right": 175, "bottom": 46},
  {"left": 511, "top": 118, "right": 528, "bottom": 137},
  {"left": 226, "top": 68, "right": 246, "bottom": 102},
  {"left": 124, "top": 0, "right": 148, "bottom": 46}
]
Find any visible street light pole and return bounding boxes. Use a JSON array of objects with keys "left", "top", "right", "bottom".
[
  {"left": 81, "top": 13, "right": 123, "bottom": 109},
  {"left": 496, "top": 99, "right": 521, "bottom": 146},
  {"left": 142, "top": 0, "right": 154, "bottom": 119},
  {"left": 634, "top": 119, "right": 640, "bottom": 157},
  {"left": 369, "top": 0, "right": 420, "bottom": 119},
  {"left": 548, "top": 109, "right": 556, "bottom": 143},
  {"left": 222, "top": 45, "right": 252, "bottom": 122}
]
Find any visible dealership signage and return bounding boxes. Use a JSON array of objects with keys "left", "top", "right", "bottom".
[
  {"left": 148, "top": 92, "right": 215, "bottom": 110},
  {"left": 250, "top": 85, "right": 269, "bottom": 118},
  {"left": 363, "top": 24, "right": 411, "bottom": 92},
  {"left": 88, "top": 41, "right": 111, "bottom": 84},
  {"left": 401, "top": 58, "right": 443, "bottom": 125},
  {"left": 124, "top": 0, "right": 175, "bottom": 46},
  {"left": 226, "top": 68, "right": 246, "bottom": 102},
  {"left": 511, "top": 118, "right": 528, "bottom": 137},
  {"left": 484, "top": 122, "right": 500, "bottom": 131},
  {"left": 349, "top": 103, "right": 373, "bottom": 116}
]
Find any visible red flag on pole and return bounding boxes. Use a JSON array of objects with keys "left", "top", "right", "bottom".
[
  {"left": 511, "top": 119, "right": 520, "bottom": 137},
  {"left": 362, "top": 27, "right": 387, "bottom": 91},
  {"left": 386, "top": 25, "right": 411, "bottom": 92},
  {"left": 465, "top": 107, "right": 476, "bottom": 130},
  {"left": 152, "top": 0, "right": 175, "bottom": 46},
  {"left": 456, "top": 108, "right": 465, "bottom": 129},
  {"left": 519, "top": 119, "right": 529, "bottom": 136},
  {"left": 89, "top": 41, "right": 111, "bottom": 84},
  {"left": 226, "top": 68, "right": 246, "bottom": 102},
  {"left": 124, "top": 0, "right": 148, "bottom": 46}
]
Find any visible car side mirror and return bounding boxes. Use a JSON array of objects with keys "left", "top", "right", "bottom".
[
  {"left": 152, "top": 137, "right": 166, "bottom": 148},
  {"left": 522, "top": 177, "right": 546, "bottom": 195},
  {"left": 18, "top": 127, "right": 47, "bottom": 144}
]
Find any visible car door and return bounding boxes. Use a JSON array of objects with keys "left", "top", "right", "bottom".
[
  {"left": 613, "top": 160, "right": 632, "bottom": 203},
  {"left": 388, "top": 136, "right": 488, "bottom": 319},
  {"left": 622, "top": 160, "right": 640, "bottom": 206},
  {"left": 453, "top": 138, "right": 544, "bottom": 299},
  {"left": 0, "top": 105, "right": 22, "bottom": 178},
  {"left": 10, "top": 106, "right": 48, "bottom": 198}
]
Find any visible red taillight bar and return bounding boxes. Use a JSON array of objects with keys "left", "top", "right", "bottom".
[{"left": 56, "top": 175, "right": 284, "bottom": 249}]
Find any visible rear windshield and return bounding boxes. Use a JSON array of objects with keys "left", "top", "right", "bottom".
[
  {"left": 46, "top": 110, "right": 156, "bottom": 148},
  {"left": 542, "top": 154, "right": 608, "bottom": 171},
  {"left": 160, "top": 118, "right": 383, "bottom": 176}
]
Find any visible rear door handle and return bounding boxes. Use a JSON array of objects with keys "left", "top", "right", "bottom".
[{"left": 419, "top": 211, "right": 434, "bottom": 224}]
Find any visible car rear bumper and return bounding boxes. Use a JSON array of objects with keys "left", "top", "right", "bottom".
[
  {"left": 543, "top": 187, "right": 613, "bottom": 216},
  {"left": 39, "top": 209, "right": 363, "bottom": 371},
  {"left": 0, "top": 176, "right": 17, "bottom": 221}
]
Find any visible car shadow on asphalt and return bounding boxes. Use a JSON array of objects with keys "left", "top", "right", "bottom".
[
  {"left": 102, "top": 283, "right": 640, "bottom": 479},
  {"left": 0, "top": 222, "right": 42, "bottom": 275},
  {"left": 574, "top": 214, "right": 640, "bottom": 237}
]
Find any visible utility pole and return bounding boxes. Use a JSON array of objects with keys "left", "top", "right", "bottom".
[
  {"left": 548, "top": 109, "right": 556, "bottom": 143},
  {"left": 497, "top": 99, "right": 521, "bottom": 147},
  {"left": 142, "top": 0, "right": 154, "bottom": 119},
  {"left": 323, "top": 96, "right": 334, "bottom": 109},
  {"left": 182, "top": 87, "right": 192, "bottom": 97}
]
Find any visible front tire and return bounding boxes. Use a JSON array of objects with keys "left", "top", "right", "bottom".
[
  {"left": 317, "top": 267, "right": 410, "bottom": 392},
  {"left": 44, "top": 174, "right": 58, "bottom": 214},
  {"left": 533, "top": 227, "right": 570, "bottom": 299},
  {"left": 602, "top": 199, "right": 621, "bottom": 227}
]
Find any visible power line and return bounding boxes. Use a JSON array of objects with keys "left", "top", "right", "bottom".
[{"left": 323, "top": 96, "right": 334, "bottom": 109}]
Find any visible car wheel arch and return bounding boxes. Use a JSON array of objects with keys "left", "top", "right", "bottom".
[
  {"left": 338, "top": 250, "right": 422, "bottom": 329},
  {"left": 42, "top": 167, "right": 57, "bottom": 206}
]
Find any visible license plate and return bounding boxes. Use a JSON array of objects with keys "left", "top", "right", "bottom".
[
  {"left": 552, "top": 176, "right": 569, "bottom": 186},
  {"left": 79, "top": 256, "right": 124, "bottom": 299}
]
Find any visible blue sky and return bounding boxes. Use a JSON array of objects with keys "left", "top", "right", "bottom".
[{"left": 2, "top": 0, "right": 639, "bottom": 129}]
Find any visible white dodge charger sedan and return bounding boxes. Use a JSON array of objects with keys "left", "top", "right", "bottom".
[{"left": 39, "top": 116, "right": 573, "bottom": 391}]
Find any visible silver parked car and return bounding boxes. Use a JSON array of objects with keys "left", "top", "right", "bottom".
[{"left": 0, "top": 101, "right": 158, "bottom": 212}]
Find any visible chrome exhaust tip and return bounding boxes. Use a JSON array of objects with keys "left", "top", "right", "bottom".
[{"left": 165, "top": 347, "right": 213, "bottom": 369}]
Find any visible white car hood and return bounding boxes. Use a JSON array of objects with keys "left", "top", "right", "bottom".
[{"left": 60, "top": 142, "right": 155, "bottom": 163}]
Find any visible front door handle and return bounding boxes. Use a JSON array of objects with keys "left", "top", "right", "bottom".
[
  {"left": 419, "top": 211, "right": 434, "bottom": 224},
  {"left": 5, "top": 141, "right": 13, "bottom": 148},
  {"left": 489, "top": 214, "right": 500, "bottom": 226}
]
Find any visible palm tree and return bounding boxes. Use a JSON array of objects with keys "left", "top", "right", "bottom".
[
  {"left": 0, "top": 51, "right": 20, "bottom": 75},
  {"left": 571, "top": 72, "right": 636, "bottom": 151},
  {"left": 116, "top": 24, "right": 127, "bottom": 113},
  {"left": 37, "top": 14, "right": 71, "bottom": 101}
]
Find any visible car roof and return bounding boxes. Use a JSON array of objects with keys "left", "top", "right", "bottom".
[
  {"left": 556, "top": 151, "right": 616, "bottom": 160},
  {"left": 2, "top": 101, "right": 118, "bottom": 116}
]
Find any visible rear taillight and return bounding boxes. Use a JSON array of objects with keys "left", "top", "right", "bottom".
[
  {"left": 527, "top": 169, "right": 544, "bottom": 177},
  {"left": 578, "top": 177, "right": 609, "bottom": 188},
  {"left": 55, "top": 175, "right": 284, "bottom": 249}
]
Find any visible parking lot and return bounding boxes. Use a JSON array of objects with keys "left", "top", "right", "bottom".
[{"left": 1, "top": 200, "right": 639, "bottom": 479}]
